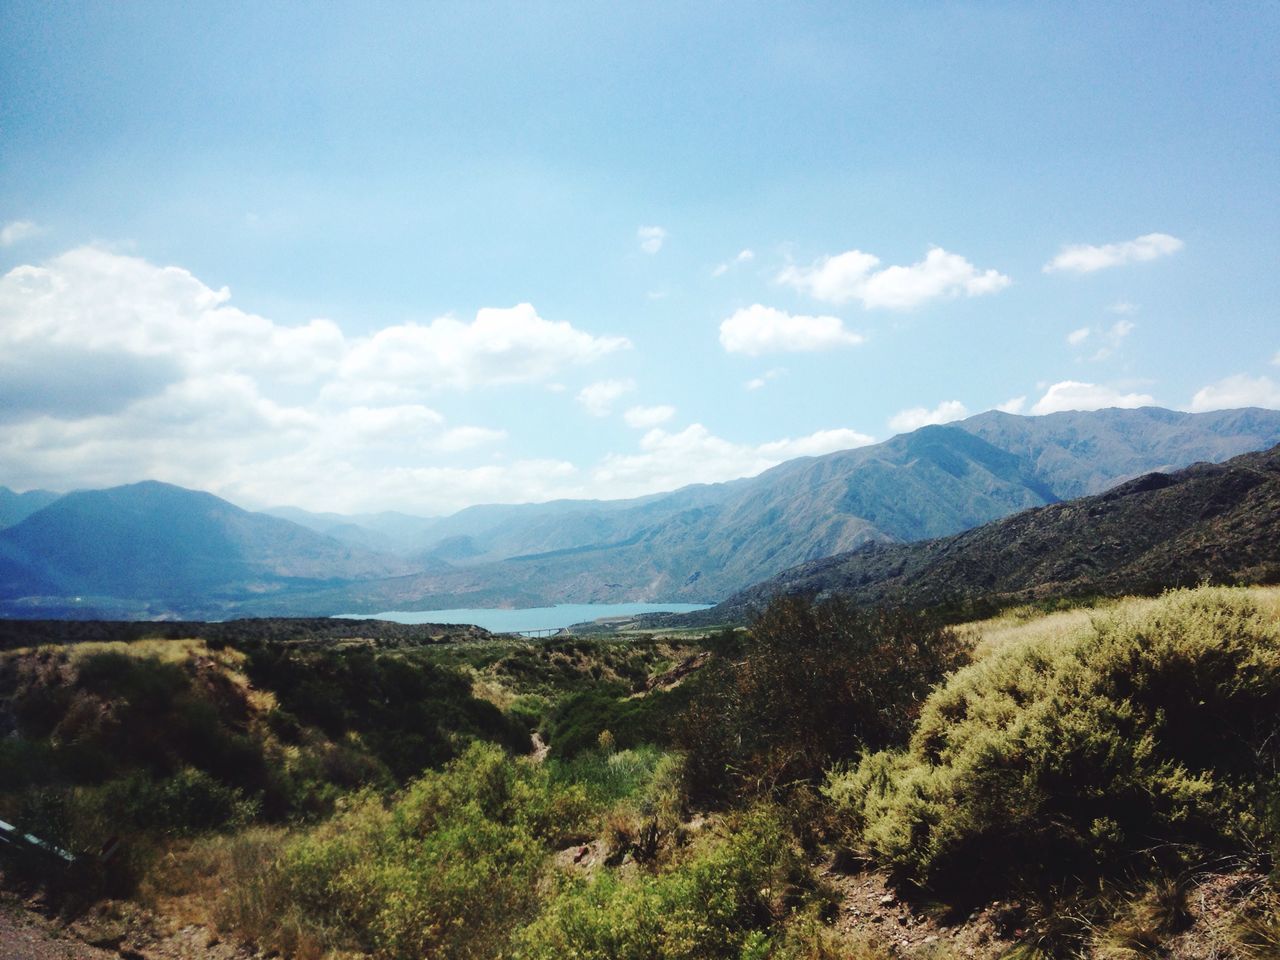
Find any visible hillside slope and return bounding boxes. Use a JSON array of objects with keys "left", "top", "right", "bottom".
[{"left": 691, "top": 443, "right": 1280, "bottom": 623}]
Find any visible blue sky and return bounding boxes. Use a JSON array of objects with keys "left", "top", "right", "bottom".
[{"left": 1, "top": 2, "right": 1277, "bottom": 514}]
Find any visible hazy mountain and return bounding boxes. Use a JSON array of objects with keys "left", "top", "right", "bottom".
[
  {"left": 0, "top": 481, "right": 417, "bottom": 618},
  {"left": 251, "top": 408, "right": 1280, "bottom": 592},
  {"left": 276, "top": 407, "right": 1280, "bottom": 611},
  {"left": 3, "top": 407, "right": 1279, "bottom": 618},
  {"left": 0, "top": 486, "right": 60, "bottom": 529},
  {"left": 687, "top": 442, "right": 1280, "bottom": 624}
]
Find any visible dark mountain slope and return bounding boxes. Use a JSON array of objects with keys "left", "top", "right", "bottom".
[
  {"left": 0, "top": 481, "right": 416, "bottom": 617},
  {"left": 690, "top": 443, "right": 1280, "bottom": 624}
]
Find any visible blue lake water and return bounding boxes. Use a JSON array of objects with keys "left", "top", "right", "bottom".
[{"left": 333, "top": 602, "right": 712, "bottom": 634}]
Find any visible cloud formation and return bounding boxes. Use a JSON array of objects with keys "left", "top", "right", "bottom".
[
  {"left": 887, "top": 400, "right": 970, "bottom": 433},
  {"left": 0, "top": 246, "right": 633, "bottom": 512},
  {"left": 1043, "top": 233, "right": 1183, "bottom": 274},
  {"left": 712, "top": 249, "right": 754, "bottom": 277},
  {"left": 637, "top": 225, "right": 666, "bottom": 254},
  {"left": 1188, "top": 374, "right": 1280, "bottom": 412},
  {"left": 1031, "top": 381, "right": 1155, "bottom": 415},
  {"left": 745, "top": 368, "right": 786, "bottom": 391},
  {"left": 778, "top": 246, "right": 1010, "bottom": 309},
  {"left": 1067, "top": 319, "right": 1135, "bottom": 361},
  {"left": 623, "top": 404, "right": 676, "bottom": 428},
  {"left": 996, "top": 396, "right": 1026, "bottom": 415},
  {"left": 0, "top": 220, "right": 39, "bottom": 246},
  {"left": 719, "top": 304, "right": 863, "bottom": 355},
  {"left": 576, "top": 379, "right": 636, "bottom": 417}
]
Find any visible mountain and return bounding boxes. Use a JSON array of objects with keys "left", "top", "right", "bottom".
[
  {"left": 687, "top": 442, "right": 1280, "bottom": 624},
  {"left": 4, "top": 407, "right": 1280, "bottom": 618},
  {"left": 298, "top": 407, "right": 1280, "bottom": 609},
  {"left": 0, "top": 481, "right": 417, "bottom": 618},
  {"left": 0, "top": 486, "right": 61, "bottom": 529}
]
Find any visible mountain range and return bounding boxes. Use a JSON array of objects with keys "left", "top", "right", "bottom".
[
  {"left": 678, "top": 440, "right": 1280, "bottom": 625},
  {"left": 2, "top": 406, "right": 1279, "bottom": 619}
]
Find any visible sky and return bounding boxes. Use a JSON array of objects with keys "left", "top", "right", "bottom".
[{"left": 1, "top": 2, "right": 1278, "bottom": 516}]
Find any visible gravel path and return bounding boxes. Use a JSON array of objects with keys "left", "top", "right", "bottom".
[{"left": 0, "top": 896, "right": 117, "bottom": 960}]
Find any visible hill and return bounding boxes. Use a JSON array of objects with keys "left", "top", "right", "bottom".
[
  {"left": 687, "top": 442, "right": 1280, "bottom": 624},
  {"left": 0, "top": 481, "right": 416, "bottom": 618}
]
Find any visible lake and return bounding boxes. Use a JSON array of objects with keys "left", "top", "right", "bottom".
[{"left": 333, "top": 602, "right": 712, "bottom": 634}]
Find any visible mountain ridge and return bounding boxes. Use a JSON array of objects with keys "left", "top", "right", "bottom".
[
  {"left": 677, "top": 442, "right": 1280, "bottom": 625},
  {"left": 3, "top": 407, "right": 1280, "bottom": 618}
]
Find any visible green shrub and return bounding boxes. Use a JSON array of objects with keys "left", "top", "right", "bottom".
[
  {"left": 234, "top": 741, "right": 594, "bottom": 959},
  {"left": 826, "top": 587, "right": 1280, "bottom": 892},
  {"left": 244, "top": 646, "right": 529, "bottom": 779},
  {"left": 514, "top": 806, "right": 814, "bottom": 960},
  {"left": 547, "top": 685, "right": 692, "bottom": 759},
  {"left": 680, "top": 596, "right": 968, "bottom": 800}
]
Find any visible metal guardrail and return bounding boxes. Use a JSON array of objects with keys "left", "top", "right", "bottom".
[
  {"left": 0, "top": 818, "right": 77, "bottom": 865},
  {"left": 0, "top": 814, "right": 120, "bottom": 875}
]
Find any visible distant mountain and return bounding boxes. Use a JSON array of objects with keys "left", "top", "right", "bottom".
[
  {"left": 296, "top": 407, "right": 1280, "bottom": 609},
  {"left": 0, "top": 481, "right": 417, "bottom": 619},
  {"left": 688, "top": 442, "right": 1280, "bottom": 624},
  {"left": 3, "top": 407, "right": 1279, "bottom": 619},
  {"left": 264, "top": 505, "right": 446, "bottom": 557},
  {"left": 300, "top": 407, "right": 1280, "bottom": 610},
  {"left": 0, "top": 486, "right": 60, "bottom": 529}
]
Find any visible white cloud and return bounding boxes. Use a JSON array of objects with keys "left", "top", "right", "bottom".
[
  {"left": 0, "top": 220, "right": 39, "bottom": 246},
  {"left": 757, "top": 428, "right": 875, "bottom": 458},
  {"left": 0, "top": 246, "right": 636, "bottom": 513},
  {"left": 435, "top": 426, "right": 508, "bottom": 452},
  {"left": 1271, "top": 351, "right": 1279, "bottom": 366},
  {"left": 623, "top": 404, "right": 676, "bottom": 429},
  {"left": 778, "top": 246, "right": 1010, "bottom": 310},
  {"left": 1043, "top": 232, "right": 1183, "bottom": 274},
  {"left": 1188, "top": 374, "right": 1280, "bottom": 412},
  {"left": 887, "top": 400, "right": 970, "bottom": 433},
  {"left": 719, "top": 304, "right": 863, "bottom": 355},
  {"left": 637, "top": 225, "right": 666, "bottom": 254},
  {"left": 1031, "top": 380, "right": 1155, "bottom": 415},
  {"left": 592, "top": 424, "right": 873, "bottom": 499},
  {"left": 996, "top": 396, "right": 1026, "bottom": 414},
  {"left": 712, "top": 248, "right": 755, "bottom": 277},
  {"left": 339, "top": 303, "right": 630, "bottom": 392},
  {"left": 1083, "top": 319, "right": 1136, "bottom": 361},
  {"left": 576, "top": 379, "right": 635, "bottom": 417},
  {"left": 1107, "top": 300, "right": 1138, "bottom": 315},
  {"left": 745, "top": 367, "right": 786, "bottom": 391},
  {"left": 1067, "top": 327, "right": 1091, "bottom": 346}
]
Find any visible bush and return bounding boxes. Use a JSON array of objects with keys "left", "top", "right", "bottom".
[
  {"left": 547, "top": 686, "right": 692, "bottom": 759},
  {"left": 679, "top": 596, "right": 968, "bottom": 800},
  {"left": 514, "top": 806, "right": 815, "bottom": 960},
  {"left": 229, "top": 742, "right": 593, "bottom": 959},
  {"left": 825, "top": 587, "right": 1280, "bottom": 892}
]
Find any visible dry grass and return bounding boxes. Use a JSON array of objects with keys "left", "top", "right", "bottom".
[
  {"left": 137, "top": 826, "right": 291, "bottom": 928},
  {"left": 956, "top": 585, "right": 1280, "bottom": 662}
]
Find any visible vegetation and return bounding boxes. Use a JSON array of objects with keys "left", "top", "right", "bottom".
[
  {"left": 825, "top": 587, "right": 1280, "bottom": 892},
  {"left": 678, "top": 597, "right": 968, "bottom": 799},
  {"left": 4, "top": 586, "right": 1280, "bottom": 958}
]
